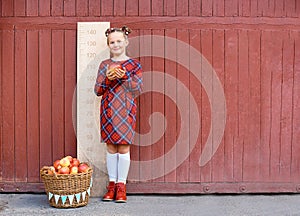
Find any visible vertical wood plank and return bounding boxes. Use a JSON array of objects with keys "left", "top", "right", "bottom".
[
  {"left": 176, "top": 29, "right": 190, "bottom": 183},
  {"left": 275, "top": 0, "right": 285, "bottom": 17},
  {"left": 2, "top": 30, "right": 15, "bottom": 181},
  {"left": 39, "top": 30, "right": 52, "bottom": 169},
  {"left": 212, "top": 29, "right": 226, "bottom": 182},
  {"left": 164, "top": 0, "right": 176, "bottom": 16},
  {"left": 27, "top": 30, "right": 40, "bottom": 182},
  {"left": 244, "top": 30, "right": 261, "bottom": 182},
  {"left": 152, "top": 0, "right": 164, "bottom": 16},
  {"left": 189, "top": 0, "right": 201, "bottom": 16},
  {"left": 14, "top": 0, "right": 26, "bottom": 16},
  {"left": 126, "top": 0, "right": 139, "bottom": 16},
  {"left": 176, "top": 0, "right": 188, "bottom": 16},
  {"left": 52, "top": 30, "right": 65, "bottom": 160},
  {"left": 114, "top": 0, "right": 126, "bottom": 16},
  {"left": 285, "top": 0, "right": 296, "bottom": 17},
  {"left": 2, "top": 0, "right": 14, "bottom": 16},
  {"left": 26, "top": 0, "right": 38, "bottom": 16},
  {"left": 225, "top": 0, "right": 238, "bottom": 16},
  {"left": 14, "top": 30, "right": 27, "bottom": 182},
  {"left": 39, "top": 0, "right": 50, "bottom": 16},
  {"left": 240, "top": 0, "right": 250, "bottom": 17},
  {"left": 151, "top": 30, "right": 165, "bottom": 182},
  {"left": 0, "top": 30, "right": 2, "bottom": 181},
  {"left": 76, "top": 0, "right": 89, "bottom": 16},
  {"left": 89, "top": 0, "right": 101, "bottom": 16},
  {"left": 138, "top": 0, "right": 151, "bottom": 16},
  {"left": 164, "top": 29, "right": 177, "bottom": 182},
  {"left": 51, "top": 0, "right": 63, "bottom": 16},
  {"left": 257, "top": 0, "right": 268, "bottom": 16},
  {"left": 202, "top": 0, "right": 213, "bottom": 16},
  {"left": 200, "top": 29, "right": 212, "bottom": 183},
  {"left": 250, "top": 0, "right": 259, "bottom": 17},
  {"left": 101, "top": 0, "right": 113, "bottom": 16},
  {"left": 224, "top": 29, "right": 239, "bottom": 182},
  {"left": 64, "top": 0, "right": 76, "bottom": 16},
  {"left": 279, "top": 31, "right": 294, "bottom": 182},
  {"left": 213, "top": 0, "right": 224, "bottom": 16}
]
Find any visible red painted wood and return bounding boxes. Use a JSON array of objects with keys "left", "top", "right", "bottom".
[
  {"left": 2, "top": 0, "right": 13, "bottom": 16},
  {"left": 26, "top": 30, "right": 40, "bottom": 182},
  {"left": 76, "top": 0, "right": 89, "bottom": 17},
  {"left": 51, "top": 0, "right": 63, "bottom": 16},
  {"left": 240, "top": 0, "right": 250, "bottom": 17},
  {"left": 101, "top": 0, "right": 113, "bottom": 16},
  {"left": 26, "top": 0, "right": 38, "bottom": 16},
  {"left": 189, "top": 0, "right": 201, "bottom": 16},
  {"left": 213, "top": 0, "right": 224, "bottom": 16},
  {"left": 64, "top": 0, "right": 76, "bottom": 16},
  {"left": 39, "top": 30, "right": 52, "bottom": 170},
  {"left": 51, "top": 30, "right": 65, "bottom": 160},
  {"left": 202, "top": 0, "right": 213, "bottom": 16},
  {"left": 1, "top": 30, "right": 15, "bottom": 181},
  {"left": 14, "top": 30, "right": 27, "bottom": 182},
  {"left": 250, "top": 0, "right": 258, "bottom": 17},
  {"left": 89, "top": 0, "right": 101, "bottom": 16},
  {"left": 114, "top": 0, "right": 126, "bottom": 16},
  {"left": 126, "top": 0, "right": 139, "bottom": 16},
  {"left": 14, "top": 0, "right": 26, "bottom": 16},
  {"left": 176, "top": 0, "right": 188, "bottom": 16},
  {"left": 285, "top": 0, "right": 296, "bottom": 17},
  {"left": 164, "top": 0, "right": 176, "bottom": 16},
  {"left": 0, "top": 30, "right": 2, "bottom": 181},
  {"left": 39, "top": 0, "right": 50, "bottom": 16},
  {"left": 225, "top": 0, "right": 238, "bottom": 16},
  {"left": 152, "top": 0, "right": 163, "bottom": 16},
  {"left": 64, "top": 30, "right": 77, "bottom": 157},
  {"left": 138, "top": 0, "right": 151, "bottom": 16},
  {"left": 275, "top": 0, "right": 285, "bottom": 17}
]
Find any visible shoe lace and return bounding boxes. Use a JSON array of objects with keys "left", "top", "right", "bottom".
[{"left": 116, "top": 184, "right": 125, "bottom": 193}]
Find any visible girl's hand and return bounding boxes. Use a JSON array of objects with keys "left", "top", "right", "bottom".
[
  {"left": 114, "top": 67, "right": 126, "bottom": 79},
  {"left": 106, "top": 68, "right": 117, "bottom": 80}
]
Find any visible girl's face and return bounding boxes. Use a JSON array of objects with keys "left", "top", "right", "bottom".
[{"left": 107, "top": 31, "right": 129, "bottom": 57}]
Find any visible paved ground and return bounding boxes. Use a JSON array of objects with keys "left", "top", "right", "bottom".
[{"left": 1, "top": 193, "right": 300, "bottom": 216}]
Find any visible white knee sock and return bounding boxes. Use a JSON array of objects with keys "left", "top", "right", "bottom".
[
  {"left": 117, "top": 152, "right": 130, "bottom": 184},
  {"left": 106, "top": 152, "right": 118, "bottom": 182}
]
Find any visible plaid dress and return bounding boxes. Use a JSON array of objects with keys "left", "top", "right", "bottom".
[{"left": 94, "top": 58, "right": 143, "bottom": 144}]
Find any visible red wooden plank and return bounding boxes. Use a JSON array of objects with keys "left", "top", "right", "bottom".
[
  {"left": 224, "top": 30, "right": 239, "bottom": 181},
  {"left": 14, "top": 30, "right": 27, "bottom": 182},
  {"left": 269, "top": 31, "right": 283, "bottom": 182},
  {"left": 76, "top": 0, "right": 89, "bottom": 16},
  {"left": 126, "top": 0, "right": 139, "bottom": 16},
  {"left": 26, "top": 0, "right": 38, "bottom": 16},
  {"left": 238, "top": 30, "right": 250, "bottom": 182},
  {"left": 2, "top": 30, "right": 15, "bottom": 181},
  {"left": 138, "top": 0, "right": 151, "bottom": 16},
  {"left": 39, "top": 30, "right": 52, "bottom": 169},
  {"left": 176, "top": 29, "right": 190, "bottom": 183},
  {"left": 51, "top": 30, "right": 65, "bottom": 160},
  {"left": 257, "top": 0, "right": 268, "bottom": 16},
  {"left": 101, "top": 0, "right": 113, "bottom": 16},
  {"left": 200, "top": 29, "right": 212, "bottom": 183},
  {"left": 225, "top": 0, "right": 238, "bottom": 16},
  {"left": 164, "top": 29, "right": 177, "bottom": 182},
  {"left": 188, "top": 29, "right": 201, "bottom": 183},
  {"left": 291, "top": 31, "right": 300, "bottom": 181},
  {"left": 51, "top": 0, "right": 63, "bottom": 16},
  {"left": 189, "top": 0, "right": 201, "bottom": 16},
  {"left": 250, "top": 0, "right": 258, "bottom": 17},
  {"left": 2, "top": 0, "right": 13, "bottom": 16},
  {"left": 152, "top": 0, "right": 163, "bottom": 16},
  {"left": 285, "top": 0, "right": 296, "bottom": 17},
  {"left": 296, "top": 1, "right": 300, "bottom": 17},
  {"left": 245, "top": 30, "right": 261, "bottom": 182},
  {"left": 113, "top": 0, "right": 126, "bottom": 16},
  {"left": 213, "top": 0, "right": 224, "bottom": 16},
  {"left": 38, "top": 0, "right": 50, "bottom": 16},
  {"left": 275, "top": 0, "right": 285, "bottom": 17},
  {"left": 260, "top": 30, "right": 272, "bottom": 181},
  {"left": 64, "top": 0, "right": 76, "bottom": 16},
  {"left": 176, "top": 0, "right": 188, "bottom": 16},
  {"left": 201, "top": 0, "right": 213, "bottom": 16},
  {"left": 240, "top": 0, "right": 250, "bottom": 16},
  {"left": 136, "top": 30, "right": 152, "bottom": 182},
  {"left": 88, "top": 0, "right": 101, "bottom": 16},
  {"left": 26, "top": 30, "right": 40, "bottom": 182},
  {"left": 164, "top": 0, "right": 176, "bottom": 16},
  {"left": 0, "top": 31, "right": 2, "bottom": 181},
  {"left": 279, "top": 31, "right": 294, "bottom": 182},
  {"left": 212, "top": 29, "right": 226, "bottom": 182},
  {"left": 14, "top": 0, "right": 26, "bottom": 16},
  {"left": 151, "top": 30, "right": 165, "bottom": 182},
  {"left": 64, "top": 30, "right": 77, "bottom": 157}
]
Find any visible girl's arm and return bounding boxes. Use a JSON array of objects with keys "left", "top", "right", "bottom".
[
  {"left": 120, "top": 61, "right": 143, "bottom": 96},
  {"left": 94, "top": 62, "right": 112, "bottom": 96}
]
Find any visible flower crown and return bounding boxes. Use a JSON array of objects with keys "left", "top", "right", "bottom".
[{"left": 105, "top": 26, "right": 132, "bottom": 37}]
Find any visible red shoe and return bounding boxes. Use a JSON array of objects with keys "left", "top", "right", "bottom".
[
  {"left": 115, "top": 183, "right": 127, "bottom": 203},
  {"left": 102, "top": 182, "right": 116, "bottom": 201}
]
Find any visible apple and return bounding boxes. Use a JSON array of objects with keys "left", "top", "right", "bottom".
[
  {"left": 78, "top": 163, "right": 89, "bottom": 173},
  {"left": 71, "top": 158, "right": 80, "bottom": 167},
  {"left": 47, "top": 166, "right": 56, "bottom": 175},
  {"left": 58, "top": 166, "right": 70, "bottom": 174},
  {"left": 70, "top": 166, "right": 78, "bottom": 174},
  {"left": 65, "top": 155, "right": 73, "bottom": 163},
  {"left": 53, "top": 160, "right": 61, "bottom": 170},
  {"left": 60, "top": 157, "right": 70, "bottom": 167}
]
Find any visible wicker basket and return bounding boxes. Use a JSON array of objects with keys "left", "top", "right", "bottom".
[{"left": 40, "top": 166, "right": 93, "bottom": 208}]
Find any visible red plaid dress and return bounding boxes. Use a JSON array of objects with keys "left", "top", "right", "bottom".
[{"left": 94, "top": 58, "right": 143, "bottom": 144}]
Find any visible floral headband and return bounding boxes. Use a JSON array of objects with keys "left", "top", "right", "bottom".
[{"left": 105, "top": 26, "right": 132, "bottom": 37}]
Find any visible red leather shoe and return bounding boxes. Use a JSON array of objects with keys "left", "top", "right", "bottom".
[
  {"left": 115, "top": 183, "right": 127, "bottom": 203},
  {"left": 102, "top": 182, "right": 116, "bottom": 201}
]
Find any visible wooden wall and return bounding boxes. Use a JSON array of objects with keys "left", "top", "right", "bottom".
[{"left": 1, "top": 0, "right": 300, "bottom": 193}]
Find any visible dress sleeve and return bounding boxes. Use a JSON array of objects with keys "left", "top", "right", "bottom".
[
  {"left": 120, "top": 61, "right": 143, "bottom": 96},
  {"left": 94, "top": 62, "right": 112, "bottom": 96}
]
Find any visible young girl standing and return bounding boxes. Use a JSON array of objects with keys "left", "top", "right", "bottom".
[{"left": 94, "top": 26, "right": 142, "bottom": 203}]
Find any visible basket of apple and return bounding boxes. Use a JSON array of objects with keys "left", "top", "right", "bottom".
[{"left": 40, "top": 156, "right": 93, "bottom": 208}]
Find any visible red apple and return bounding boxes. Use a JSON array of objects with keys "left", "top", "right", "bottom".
[
  {"left": 70, "top": 166, "right": 78, "bottom": 174},
  {"left": 53, "top": 160, "right": 61, "bottom": 170},
  {"left": 47, "top": 166, "right": 56, "bottom": 175},
  {"left": 60, "top": 157, "right": 70, "bottom": 167},
  {"left": 58, "top": 166, "right": 70, "bottom": 174},
  {"left": 71, "top": 158, "right": 80, "bottom": 167},
  {"left": 65, "top": 155, "right": 73, "bottom": 163},
  {"left": 78, "top": 163, "right": 89, "bottom": 173}
]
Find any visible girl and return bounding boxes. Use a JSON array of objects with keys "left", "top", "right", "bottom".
[{"left": 94, "top": 26, "right": 143, "bottom": 203}]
